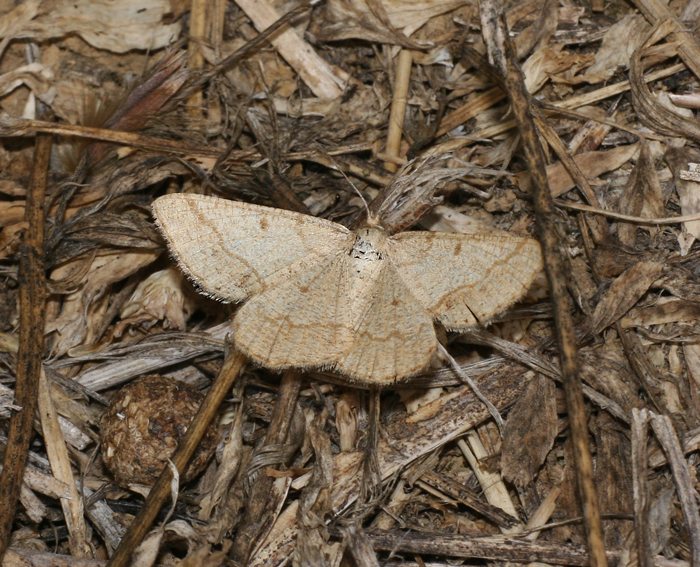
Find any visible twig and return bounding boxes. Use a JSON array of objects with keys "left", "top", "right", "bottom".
[
  {"left": 0, "top": 133, "right": 51, "bottom": 562},
  {"left": 384, "top": 49, "right": 413, "bottom": 172},
  {"left": 438, "top": 343, "right": 503, "bottom": 431},
  {"left": 648, "top": 412, "right": 700, "bottom": 564},
  {"left": 230, "top": 370, "right": 302, "bottom": 564},
  {"left": 235, "top": 0, "right": 348, "bottom": 99},
  {"left": 106, "top": 349, "right": 247, "bottom": 567},
  {"left": 37, "top": 370, "right": 91, "bottom": 556},
  {"left": 363, "top": 529, "right": 619, "bottom": 565},
  {"left": 556, "top": 200, "right": 700, "bottom": 225},
  {"left": 477, "top": 2, "right": 607, "bottom": 566},
  {"left": 631, "top": 409, "right": 653, "bottom": 567},
  {"left": 360, "top": 389, "right": 382, "bottom": 505},
  {"left": 186, "top": 0, "right": 209, "bottom": 113},
  {"left": 631, "top": 0, "right": 700, "bottom": 81}
]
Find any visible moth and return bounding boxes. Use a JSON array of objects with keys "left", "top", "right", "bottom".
[{"left": 153, "top": 194, "right": 542, "bottom": 386}]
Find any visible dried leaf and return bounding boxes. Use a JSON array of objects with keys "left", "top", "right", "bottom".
[
  {"left": 522, "top": 44, "right": 584, "bottom": 94},
  {"left": 665, "top": 146, "right": 700, "bottom": 254},
  {"left": 47, "top": 250, "right": 160, "bottom": 356},
  {"left": 309, "top": 0, "right": 465, "bottom": 45},
  {"left": 517, "top": 143, "right": 639, "bottom": 197},
  {"left": 621, "top": 298, "right": 700, "bottom": 328},
  {"left": 618, "top": 141, "right": 664, "bottom": 247},
  {"left": 577, "top": 13, "right": 649, "bottom": 83},
  {"left": 501, "top": 373, "right": 557, "bottom": 487},
  {"left": 592, "top": 413, "right": 633, "bottom": 546},
  {"left": 25, "top": 0, "right": 181, "bottom": 53},
  {"left": 590, "top": 260, "right": 664, "bottom": 335},
  {"left": 118, "top": 267, "right": 196, "bottom": 332},
  {"left": 630, "top": 25, "right": 700, "bottom": 142}
]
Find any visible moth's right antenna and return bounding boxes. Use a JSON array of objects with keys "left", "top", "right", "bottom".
[{"left": 324, "top": 153, "right": 374, "bottom": 224}]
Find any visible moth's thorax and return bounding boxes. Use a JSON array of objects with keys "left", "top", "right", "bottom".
[
  {"left": 347, "top": 227, "right": 389, "bottom": 291},
  {"left": 350, "top": 227, "right": 388, "bottom": 263}
]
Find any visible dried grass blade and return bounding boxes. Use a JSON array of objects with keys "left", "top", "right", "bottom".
[{"left": 0, "top": 133, "right": 51, "bottom": 562}]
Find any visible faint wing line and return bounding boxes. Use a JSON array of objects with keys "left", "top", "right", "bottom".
[
  {"left": 389, "top": 231, "right": 542, "bottom": 329},
  {"left": 233, "top": 254, "right": 355, "bottom": 370},
  {"left": 335, "top": 262, "right": 436, "bottom": 385},
  {"left": 153, "top": 194, "right": 353, "bottom": 303}
]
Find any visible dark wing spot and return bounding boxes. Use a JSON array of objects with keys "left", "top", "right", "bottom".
[
  {"left": 259, "top": 217, "right": 269, "bottom": 230},
  {"left": 454, "top": 241, "right": 462, "bottom": 256}
]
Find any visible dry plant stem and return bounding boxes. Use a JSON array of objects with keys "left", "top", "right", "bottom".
[
  {"left": 0, "top": 133, "right": 51, "bottom": 563},
  {"left": 187, "top": 0, "right": 208, "bottom": 112},
  {"left": 0, "top": 117, "right": 220, "bottom": 158},
  {"left": 107, "top": 350, "right": 246, "bottom": 567},
  {"left": 360, "top": 389, "right": 382, "bottom": 504},
  {"left": 0, "top": 117, "right": 376, "bottom": 175},
  {"left": 648, "top": 412, "right": 700, "bottom": 563},
  {"left": 418, "top": 470, "right": 519, "bottom": 528},
  {"left": 534, "top": 114, "right": 607, "bottom": 243},
  {"left": 524, "top": 485, "right": 561, "bottom": 540},
  {"left": 0, "top": 65, "right": 681, "bottom": 175},
  {"left": 477, "top": 2, "right": 607, "bottom": 566},
  {"left": 384, "top": 49, "right": 413, "bottom": 173},
  {"left": 557, "top": 200, "right": 700, "bottom": 225},
  {"left": 235, "top": 0, "right": 347, "bottom": 99},
  {"left": 617, "top": 325, "right": 663, "bottom": 413},
  {"left": 363, "top": 530, "right": 617, "bottom": 565},
  {"left": 439, "top": 61, "right": 683, "bottom": 141},
  {"left": 231, "top": 370, "right": 302, "bottom": 563},
  {"left": 438, "top": 343, "right": 503, "bottom": 430},
  {"left": 437, "top": 86, "right": 505, "bottom": 137},
  {"left": 37, "top": 370, "right": 90, "bottom": 557},
  {"left": 459, "top": 435, "right": 518, "bottom": 518},
  {"left": 631, "top": 409, "right": 653, "bottom": 567},
  {"left": 632, "top": 0, "right": 700, "bottom": 80}
]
